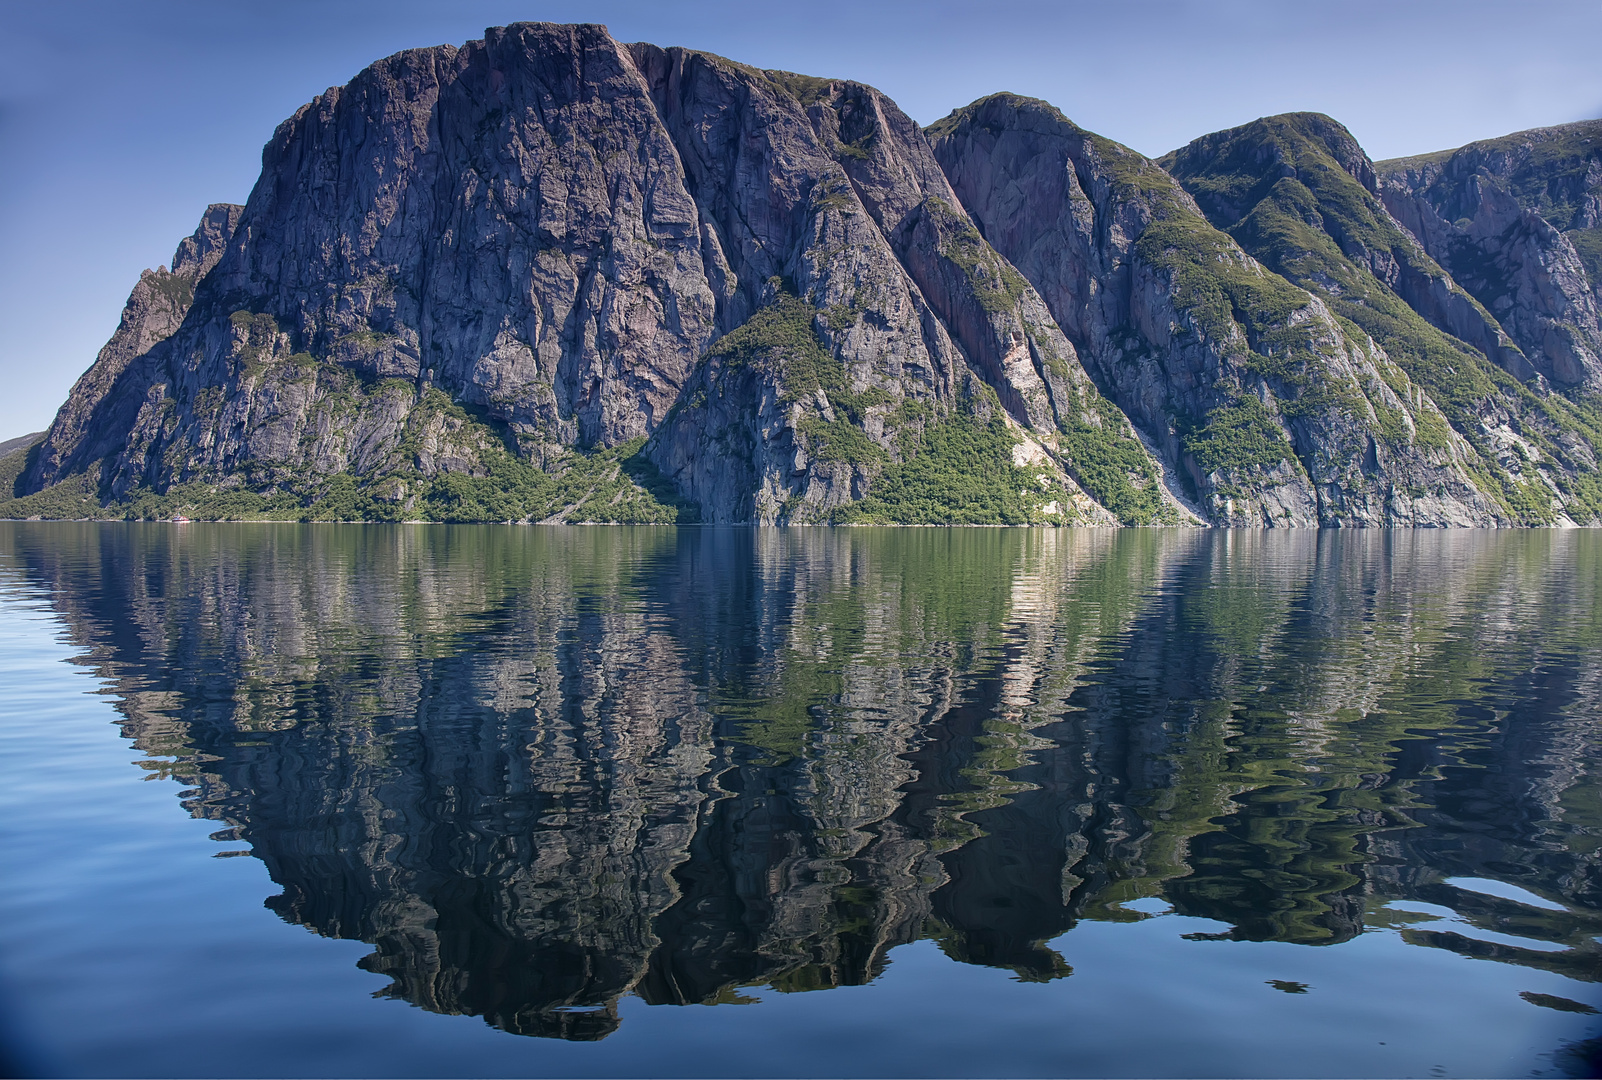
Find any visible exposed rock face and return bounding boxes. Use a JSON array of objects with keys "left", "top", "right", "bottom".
[
  {"left": 10, "top": 25, "right": 1601, "bottom": 525},
  {"left": 1159, "top": 112, "right": 1602, "bottom": 526},
  {"left": 1377, "top": 121, "right": 1602, "bottom": 392},
  {"left": 24, "top": 204, "right": 242, "bottom": 489},
  {"left": 16, "top": 25, "right": 1142, "bottom": 527},
  {"left": 619, "top": 44, "right": 1139, "bottom": 524},
  {"left": 931, "top": 96, "right": 1504, "bottom": 527}
]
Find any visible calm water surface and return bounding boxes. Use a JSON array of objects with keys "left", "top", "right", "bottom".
[{"left": 0, "top": 523, "right": 1599, "bottom": 1078}]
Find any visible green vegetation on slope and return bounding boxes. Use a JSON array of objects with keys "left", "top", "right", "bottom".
[
  {"left": 710, "top": 292, "right": 892, "bottom": 434},
  {"left": 1073, "top": 126, "right": 1346, "bottom": 491},
  {"left": 0, "top": 437, "right": 44, "bottom": 499},
  {"left": 0, "top": 388, "right": 696, "bottom": 525},
  {"left": 924, "top": 196, "right": 1031, "bottom": 314},
  {"left": 931, "top": 97, "right": 1361, "bottom": 511},
  {"left": 703, "top": 289, "right": 895, "bottom": 476},
  {"left": 836, "top": 397, "right": 1058, "bottom": 526},
  {"left": 0, "top": 448, "right": 102, "bottom": 520},
  {"left": 1181, "top": 395, "right": 1297, "bottom": 476},
  {"left": 1058, "top": 391, "right": 1176, "bottom": 525},
  {"left": 1567, "top": 226, "right": 1602, "bottom": 286},
  {"left": 1162, "top": 112, "right": 1601, "bottom": 524}
]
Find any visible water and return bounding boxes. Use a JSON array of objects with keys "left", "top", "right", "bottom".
[{"left": 0, "top": 523, "right": 1599, "bottom": 1078}]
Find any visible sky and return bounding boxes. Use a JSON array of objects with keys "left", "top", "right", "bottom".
[{"left": 2, "top": 0, "right": 1600, "bottom": 441}]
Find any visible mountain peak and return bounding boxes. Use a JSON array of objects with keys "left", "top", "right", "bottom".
[{"left": 6, "top": 27, "right": 1599, "bottom": 527}]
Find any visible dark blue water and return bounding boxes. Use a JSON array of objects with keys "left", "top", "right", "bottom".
[{"left": 1, "top": 523, "right": 1598, "bottom": 1078}]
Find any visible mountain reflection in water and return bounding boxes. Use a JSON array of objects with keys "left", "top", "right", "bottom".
[{"left": 6, "top": 524, "right": 1601, "bottom": 1043}]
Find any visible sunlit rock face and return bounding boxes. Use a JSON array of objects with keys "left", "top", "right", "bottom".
[
  {"left": 11, "top": 523, "right": 1600, "bottom": 1039},
  {"left": 1377, "top": 120, "right": 1602, "bottom": 394},
  {"left": 16, "top": 24, "right": 1136, "bottom": 527},
  {"left": 932, "top": 99, "right": 1512, "bottom": 528},
  {"left": 14, "top": 26, "right": 1601, "bottom": 527}
]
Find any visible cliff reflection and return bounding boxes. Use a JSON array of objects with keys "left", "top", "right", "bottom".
[{"left": 6, "top": 524, "right": 1601, "bottom": 1039}]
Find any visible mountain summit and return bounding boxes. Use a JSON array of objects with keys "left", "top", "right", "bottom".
[{"left": 5, "top": 25, "right": 1600, "bottom": 525}]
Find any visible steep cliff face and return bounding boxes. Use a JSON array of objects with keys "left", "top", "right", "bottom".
[
  {"left": 15, "top": 23, "right": 1152, "bottom": 526},
  {"left": 1377, "top": 121, "right": 1602, "bottom": 392},
  {"left": 931, "top": 96, "right": 1504, "bottom": 526},
  {"left": 10, "top": 25, "right": 1602, "bottom": 526},
  {"left": 1160, "top": 112, "right": 1602, "bottom": 525},
  {"left": 619, "top": 44, "right": 1149, "bottom": 524}
]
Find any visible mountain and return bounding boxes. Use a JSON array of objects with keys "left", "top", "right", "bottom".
[
  {"left": 1160, "top": 112, "right": 1602, "bottom": 525},
  {"left": 3, "top": 23, "right": 1599, "bottom": 526},
  {"left": 931, "top": 97, "right": 1506, "bottom": 526}
]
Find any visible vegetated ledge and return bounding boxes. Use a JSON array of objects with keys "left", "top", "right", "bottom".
[
  {"left": 0, "top": 425, "right": 1580, "bottom": 528},
  {"left": 0, "top": 436, "right": 693, "bottom": 525},
  {"left": 0, "top": 459, "right": 1136, "bottom": 528}
]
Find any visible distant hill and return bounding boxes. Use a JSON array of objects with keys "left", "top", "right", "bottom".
[{"left": 0, "top": 432, "right": 44, "bottom": 461}]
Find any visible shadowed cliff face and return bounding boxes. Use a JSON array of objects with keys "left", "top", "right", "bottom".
[{"left": 6, "top": 523, "right": 1600, "bottom": 1039}]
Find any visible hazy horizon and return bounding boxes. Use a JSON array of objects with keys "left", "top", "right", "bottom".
[{"left": 3, "top": 0, "right": 1599, "bottom": 440}]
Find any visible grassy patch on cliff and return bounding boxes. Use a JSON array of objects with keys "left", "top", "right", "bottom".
[
  {"left": 763, "top": 69, "right": 838, "bottom": 108},
  {"left": 924, "top": 197, "right": 1031, "bottom": 314},
  {"left": 1566, "top": 226, "right": 1602, "bottom": 286},
  {"left": 144, "top": 270, "right": 195, "bottom": 310},
  {"left": 835, "top": 405, "right": 1055, "bottom": 525},
  {"left": 1058, "top": 393, "right": 1175, "bottom": 525},
  {"left": 1182, "top": 395, "right": 1297, "bottom": 476},
  {"left": 3, "top": 391, "right": 696, "bottom": 525},
  {"left": 711, "top": 292, "right": 886, "bottom": 416},
  {"left": 1133, "top": 216, "right": 1317, "bottom": 360},
  {"left": 708, "top": 290, "right": 893, "bottom": 470}
]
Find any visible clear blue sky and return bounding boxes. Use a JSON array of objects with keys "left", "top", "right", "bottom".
[{"left": 3, "top": 0, "right": 1599, "bottom": 441}]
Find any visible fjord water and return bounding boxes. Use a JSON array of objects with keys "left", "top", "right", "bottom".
[{"left": 1, "top": 524, "right": 1599, "bottom": 1078}]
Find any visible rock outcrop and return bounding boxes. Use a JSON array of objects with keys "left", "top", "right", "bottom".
[
  {"left": 11, "top": 25, "right": 1148, "bottom": 527},
  {"left": 7, "top": 25, "right": 1601, "bottom": 526},
  {"left": 1377, "top": 121, "right": 1602, "bottom": 393}
]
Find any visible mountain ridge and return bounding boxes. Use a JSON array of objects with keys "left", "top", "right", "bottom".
[{"left": 4, "top": 25, "right": 1598, "bottom": 526}]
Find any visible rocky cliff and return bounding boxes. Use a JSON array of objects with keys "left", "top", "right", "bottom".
[
  {"left": 1377, "top": 121, "right": 1602, "bottom": 392},
  {"left": 5, "top": 23, "right": 1600, "bottom": 526},
  {"left": 931, "top": 97, "right": 1508, "bottom": 526},
  {"left": 1160, "top": 112, "right": 1602, "bottom": 525}
]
